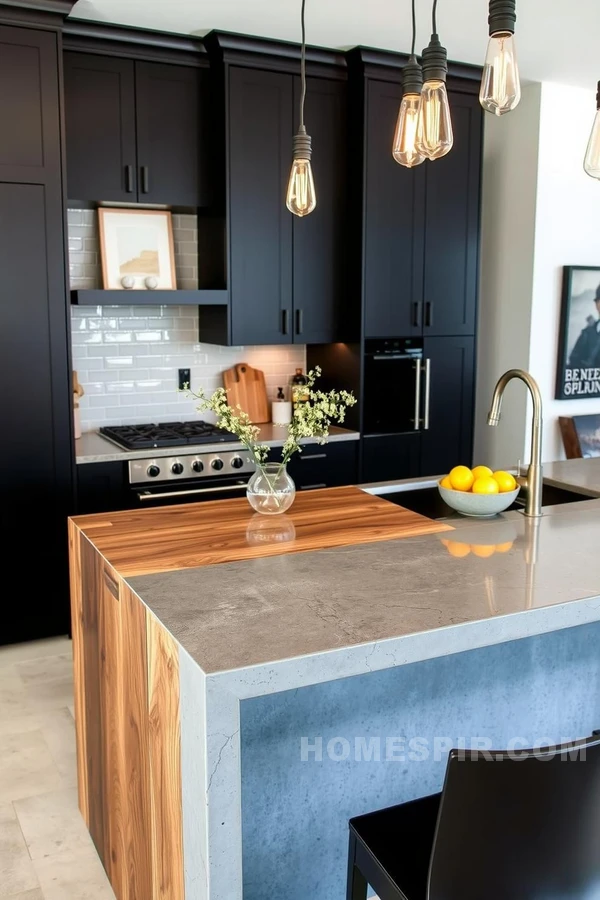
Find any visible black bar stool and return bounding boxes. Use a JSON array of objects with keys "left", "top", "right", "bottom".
[{"left": 348, "top": 734, "right": 600, "bottom": 900}]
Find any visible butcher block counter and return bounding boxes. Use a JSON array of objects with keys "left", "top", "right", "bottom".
[{"left": 69, "top": 486, "right": 600, "bottom": 900}]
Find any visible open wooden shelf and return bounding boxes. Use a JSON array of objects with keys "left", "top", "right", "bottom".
[{"left": 70, "top": 289, "right": 228, "bottom": 306}]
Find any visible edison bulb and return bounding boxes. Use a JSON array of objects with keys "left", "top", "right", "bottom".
[
  {"left": 416, "top": 81, "right": 453, "bottom": 160},
  {"left": 584, "top": 108, "right": 600, "bottom": 180},
  {"left": 393, "top": 94, "right": 425, "bottom": 168},
  {"left": 286, "top": 158, "right": 316, "bottom": 217},
  {"left": 480, "top": 32, "right": 521, "bottom": 115}
]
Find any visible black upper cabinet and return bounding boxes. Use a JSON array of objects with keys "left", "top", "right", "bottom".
[
  {"left": 292, "top": 76, "right": 347, "bottom": 344},
  {"left": 228, "top": 66, "right": 293, "bottom": 345},
  {"left": 364, "top": 79, "right": 425, "bottom": 339},
  {"left": 422, "top": 93, "right": 482, "bottom": 337},
  {"left": 363, "top": 82, "right": 481, "bottom": 339},
  {"left": 64, "top": 52, "right": 204, "bottom": 207},
  {"left": 420, "top": 335, "right": 475, "bottom": 475},
  {"left": 64, "top": 54, "right": 136, "bottom": 203},
  {"left": 135, "top": 62, "right": 204, "bottom": 207},
  {"left": 0, "top": 26, "right": 73, "bottom": 643}
]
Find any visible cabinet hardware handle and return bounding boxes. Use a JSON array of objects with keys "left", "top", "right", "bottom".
[
  {"left": 423, "top": 358, "right": 431, "bottom": 430},
  {"left": 125, "top": 165, "right": 134, "bottom": 193},
  {"left": 300, "top": 453, "right": 327, "bottom": 460},
  {"left": 300, "top": 483, "right": 327, "bottom": 490},
  {"left": 140, "top": 166, "right": 150, "bottom": 194},
  {"left": 413, "top": 358, "right": 422, "bottom": 431},
  {"left": 137, "top": 482, "right": 247, "bottom": 501},
  {"left": 296, "top": 308, "right": 304, "bottom": 335},
  {"left": 425, "top": 301, "right": 433, "bottom": 327},
  {"left": 281, "top": 309, "right": 289, "bottom": 335},
  {"left": 103, "top": 568, "right": 119, "bottom": 599},
  {"left": 412, "top": 302, "right": 420, "bottom": 328}
]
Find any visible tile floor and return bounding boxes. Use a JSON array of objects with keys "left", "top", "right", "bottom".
[{"left": 0, "top": 636, "right": 115, "bottom": 900}]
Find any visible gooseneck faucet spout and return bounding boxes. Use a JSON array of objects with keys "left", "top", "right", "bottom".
[{"left": 487, "top": 369, "right": 543, "bottom": 517}]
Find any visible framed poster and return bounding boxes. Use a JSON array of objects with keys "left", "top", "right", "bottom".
[
  {"left": 98, "top": 208, "right": 176, "bottom": 290},
  {"left": 556, "top": 266, "right": 600, "bottom": 399}
]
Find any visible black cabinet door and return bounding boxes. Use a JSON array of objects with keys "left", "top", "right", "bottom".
[
  {"left": 292, "top": 77, "right": 347, "bottom": 344},
  {"left": 362, "top": 433, "right": 422, "bottom": 484},
  {"left": 285, "top": 441, "right": 358, "bottom": 490},
  {"left": 77, "top": 462, "right": 129, "bottom": 514},
  {"left": 228, "top": 66, "right": 293, "bottom": 345},
  {"left": 64, "top": 52, "right": 136, "bottom": 203},
  {"left": 420, "top": 336, "right": 475, "bottom": 476},
  {"left": 422, "top": 92, "right": 482, "bottom": 336},
  {"left": 135, "top": 62, "right": 205, "bottom": 207},
  {"left": 364, "top": 79, "right": 425, "bottom": 339}
]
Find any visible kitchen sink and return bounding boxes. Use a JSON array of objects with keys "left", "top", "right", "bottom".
[{"left": 374, "top": 482, "right": 592, "bottom": 520}]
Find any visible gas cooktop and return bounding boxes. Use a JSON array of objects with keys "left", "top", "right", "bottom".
[{"left": 99, "top": 421, "right": 238, "bottom": 450}]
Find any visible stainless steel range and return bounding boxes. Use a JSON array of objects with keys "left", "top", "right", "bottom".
[{"left": 101, "top": 421, "right": 257, "bottom": 507}]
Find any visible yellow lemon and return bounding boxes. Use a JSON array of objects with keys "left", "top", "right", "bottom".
[
  {"left": 446, "top": 541, "right": 471, "bottom": 558},
  {"left": 449, "top": 465, "right": 474, "bottom": 492},
  {"left": 471, "top": 465, "right": 493, "bottom": 480},
  {"left": 495, "top": 541, "right": 514, "bottom": 553},
  {"left": 471, "top": 544, "right": 496, "bottom": 558},
  {"left": 493, "top": 470, "right": 517, "bottom": 493},
  {"left": 472, "top": 476, "right": 499, "bottom": 495},
  {"left": 439, "top": 475, "right": 453, "bottom": 489}
]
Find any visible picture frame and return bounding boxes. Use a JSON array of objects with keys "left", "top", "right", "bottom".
[
  {"left": 555, "top": 265, "right": 600, "bottom": 399},
  {"left": 559, "top": 415, "right": 600, "bottom": 458},
  {"left": 98, "top": 208, "right": 177, "bottom": 290}
]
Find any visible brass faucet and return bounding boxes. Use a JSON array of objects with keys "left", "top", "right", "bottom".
[{"left": 487, "top": 369, "right": 543, "bottom": 517}]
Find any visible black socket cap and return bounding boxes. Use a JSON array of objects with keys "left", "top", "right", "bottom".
[
  {"left": 421, "top": 34, "right": 448, "bottom": 84},
  {"left": 489, "top": 0, "right": 516, "bottom": 36},
  {"left": 292, "top": 129, "right": 312, "bottom": 161},
  {"left": 402, "top": 55, "right": 423, "bottom": 96}
]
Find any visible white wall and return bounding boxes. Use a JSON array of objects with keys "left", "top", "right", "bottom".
[
  {"left": 474, "top": 84, "right": 541, "bottom": 470},
  {"left": 475, "top": 81, "right": 600, "bottom": 466}
]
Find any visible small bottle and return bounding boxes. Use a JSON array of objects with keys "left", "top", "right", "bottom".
[
  {"left": 291, "top": 368, "right": 309, "bottom": 408},
  {"left": 277, "top": 386, "right": 285, "bottom": 401}
]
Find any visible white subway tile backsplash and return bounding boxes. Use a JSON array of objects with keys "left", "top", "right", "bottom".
[{"left": 68, "top": 207, "right": 306, "bottom": 431}]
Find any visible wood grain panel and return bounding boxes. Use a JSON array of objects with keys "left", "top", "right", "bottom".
[
  {"left": 147, "top": 613, "right": 184, "bottom": 900},
  {"left": 72, "top": 485, "right": 452, "bottom": 578},
  {"left": 68, "top": 520, "right": 88, "bottom": 824}
]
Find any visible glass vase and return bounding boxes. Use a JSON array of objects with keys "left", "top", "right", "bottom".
[{"left": 246, "top": 463, "right": 296, "bottom": 515}]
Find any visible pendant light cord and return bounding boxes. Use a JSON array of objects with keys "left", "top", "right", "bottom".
[
  {"left": 432, "top": 0, "right": 438, "bottom": 33},
  {"left": 299, "top": 0, "right": 307, "bottom": 131},
  {"left": 411, "top": 0, "right": 417, "bottom": 55}
]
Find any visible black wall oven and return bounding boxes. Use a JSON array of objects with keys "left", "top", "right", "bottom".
[{"left": 363, "top": 338, "right": 427, "bottom": 435}]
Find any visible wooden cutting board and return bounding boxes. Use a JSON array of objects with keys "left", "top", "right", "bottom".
[{"left": 222, "top": 362, "right": 269, "bottom": 423}]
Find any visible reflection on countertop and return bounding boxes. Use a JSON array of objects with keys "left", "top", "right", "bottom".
[{"left": 75, "top": 423, "right": 360, "bottom": 464}]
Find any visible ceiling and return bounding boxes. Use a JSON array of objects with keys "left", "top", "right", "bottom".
[{"left": 70, "top": 0, "right": 600, "bottom": 91}]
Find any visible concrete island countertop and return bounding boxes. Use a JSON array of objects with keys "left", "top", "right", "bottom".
[
  {"left": 543, "top": 457, "right": 600, "bottom": 498},
  {"left": 75, "top": 423, "right": 360, "bottom": 463}
]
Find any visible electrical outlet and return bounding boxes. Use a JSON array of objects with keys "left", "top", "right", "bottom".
[{"left": 178, "top": 368, "right": 191, "bottom": 391}]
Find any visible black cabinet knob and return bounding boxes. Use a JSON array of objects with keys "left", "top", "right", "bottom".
[
  {"left": 211, "top": 458, "right": 224, "bottom": 471},
  {"left": 192, "top": 460, "right": 204, "bottom": 473},
  {"left": 147, "top": 465, "right": 160, "bottom": 478},
  {"left": 231, "top": 456, "right": 244, "bottom": 469},
  {"left": 171, "top": 462, "right": 184, "bottom": 475}
]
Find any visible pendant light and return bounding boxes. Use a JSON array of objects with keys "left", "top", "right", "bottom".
[
  {"left": 584, "top": 83, "right": 600, "bottom": 180},
  {"left": 480, "top": 0, "right": 521, "bottom": 116},
  {"left": 393, "top": 0, "right": 425, "bottom": 168},
  {"left": 286, "top": 0, "right": 316, "bottom": 217},
  {"left": 416, "top": 0, "right": 453, "bottom": 161}
]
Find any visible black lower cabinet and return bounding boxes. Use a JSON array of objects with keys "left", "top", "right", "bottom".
[
  {"left": 362, "top": 434, "right": 421, "bottom": 484},
  {"left": 285, "top": 441, "right": 359, "bottom": 491},
  {"left": 77, "top": 462, "right": 129, "bottom": 514}
]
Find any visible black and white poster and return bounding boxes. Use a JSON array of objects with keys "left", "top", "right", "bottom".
[{"left": 556, "top": 266, "right": 600, "bottom": 399}]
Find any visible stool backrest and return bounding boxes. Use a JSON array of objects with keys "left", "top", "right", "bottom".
[{"left": 428, "top": 736, "right": 600, "bottom": 900}]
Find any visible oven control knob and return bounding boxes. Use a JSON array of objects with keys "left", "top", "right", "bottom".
[
  {"left": 192, "top": 460, "right": 204, "bottom": 473},
  {"left": 231, "top": 456, "right": 244, "bottom": 469},
  {"left": 171, "top": 462, "right": 184, "bottom": 475},
  {"left": 147, "top": 465, "right": 160, "bottom": 478},
  {"left": 211, "top": 458, "right": 224, "bottom": 471}
]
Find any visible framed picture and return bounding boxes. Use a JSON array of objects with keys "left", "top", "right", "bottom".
[
  {"left": 559, "top": 415, "right": 600, "bottom": 458},
  {"left": 556, "top": 266, "right": 600, "bottom": 399},
  {"left": 98, "top": 208, "right": 177, "bottom": 290}
]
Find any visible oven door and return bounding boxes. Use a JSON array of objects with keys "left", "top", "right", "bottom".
[
  {"left": 132, "top": 475, "right": 251, "bottom": 507},
  {"left": 363, "top": 353, "right": 424, "bottom": 435}
]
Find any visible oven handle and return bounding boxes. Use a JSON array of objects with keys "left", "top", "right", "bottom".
[
  {"left": 137, "top": 482, "right": 248, "bottom": 501},
  {"left": 413, "top": 358, "right": 422, "bottom": 431},
  {"left": 423, "top": 358, "right": 431, "bottom": 430}
]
